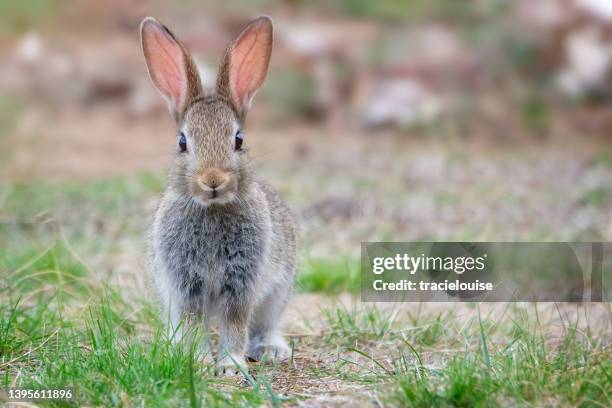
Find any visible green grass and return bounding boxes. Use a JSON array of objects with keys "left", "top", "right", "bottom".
[
  {"left": 0, "top": 174, "right": 360, "bottom": 405},
  {"left": 1, "top": 173, "right": 611, "bottom": 406},
  {"left": 2, "top": 238, "right": 610, "bottom": 407},
  {"left": 0, "top": 250, "right": 282, "bottom": 407},
  {"left": 323, "top": 305, "right": 398, "bottom": 347},
  {"left": 0, "top": 0, "right": 56, "bottom": 34},
  {"left": 580, "top": 187, "right": 612, "bottom": 207},
  {"left": 320, "top": 303, "right": 610, "bottom": 407},
  {"left": 313, "top": 0, "right": 487, "bottom": 23},
  {"left": 0, "top": 172, "right": 164, "bottom": 220},
  {"left": 392, "top": 321, "right": 611, "bottom": 407},
  {"left": 0, "top": 174, "right": 358, "bottom": 296},
  {"left": 0, "top": 300, "right": 281, "bottom": 407},
  {"left": 297, "top": 257, "right": 360, "bottom": 294}
]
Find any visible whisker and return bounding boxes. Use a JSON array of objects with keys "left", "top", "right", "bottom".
[{"left": 249, "top": 150, "right": 276, "bottom": 161}]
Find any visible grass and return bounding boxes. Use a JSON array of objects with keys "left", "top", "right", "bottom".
[
  {"left": 0, "top": 174, "right": 356, "bottom": 295},
  {"left": 392, "top": 322, "right": 611, "bottom": 407},
  {"left": 314, "top": 0, "right": 488, "bottom": 23},
  {"left": 323, "top": 305, "right": 398, "bottom": 347},
  {"left": 0, "top": 0, "right": 56, "bottom": 34},
  {"left": 0, "top": 236, "right": 284, "bottom": 406},
  {"left": 1, "top": 174, "right": 611, "bottom": 406},
  {"left": 580, "top": 187, "right": 612, "bottom": 207},
  {"left": 297, "top": 257, "right": 360, "bottom": 294},
  {"left": 320, "top": 303, "right": 611, "bottom": 407},
  {"left": 0, "top": 289, "right": 279, "bottom": 406}
]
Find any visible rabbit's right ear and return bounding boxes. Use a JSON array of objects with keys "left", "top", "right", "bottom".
[
  {"left": 216, "top": 16, "right": 273, "bottom": 119},
  {"left": 140, "top": 17, "right": 202, "bottom": 122}
]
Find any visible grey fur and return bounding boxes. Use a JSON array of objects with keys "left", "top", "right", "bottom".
[{"left": 142, "top": 16, "right": 297, "bottom": 374}]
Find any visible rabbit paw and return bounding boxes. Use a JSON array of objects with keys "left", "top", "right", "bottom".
[
  {"left": 247, "top": 336, "right": 290, "bottom": 362},
  {"left": 267, "top": 338, "right": 291, "bottom": 361},
  {"left": 216, "top": 354, "right": 247, "bottom": 377}
]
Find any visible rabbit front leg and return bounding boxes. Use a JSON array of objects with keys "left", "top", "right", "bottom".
[
  {"left": 247, "top": 294, "right": 291, "bottom": 362},
  {"left": 214, "top": 233, "right": 264, "bottom": 376},
  {"left": 216, "top": 300, "right": 250, "bottom": 376},
  {"left": 160, "top": 278, "right": 212, "bottom": 359},
  {"left": 167, "top": 294, "right": 197, "bottom": 340}
]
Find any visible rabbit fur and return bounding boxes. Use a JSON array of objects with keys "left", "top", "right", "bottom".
[{"left": 141, "top": 15, "right": 297, "bottom": 375}]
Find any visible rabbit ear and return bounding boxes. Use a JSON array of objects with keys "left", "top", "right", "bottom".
[
  {"left": 140, "top": 17, "right": 202, "bottom": 121},
  {"left": 217, "top": 16, "right": 273, "bottom": 118}
]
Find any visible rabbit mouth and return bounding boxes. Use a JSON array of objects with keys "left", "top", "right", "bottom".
[
  {"left": 192, "top": 191, "right": 237, "bottom": 207},
  {"left": 190, "top": 184, "right": 238, "bottom": 207},
  {"left": 188, "top": 169, "right": 239, "bottom": 206}
]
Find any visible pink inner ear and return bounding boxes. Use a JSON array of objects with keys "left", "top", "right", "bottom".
[
  {"left": 230, "top": 21, "right": 272, "bottom": 108},
  {"left": 143, "top": 22, "right": 187, "bottom": 110}
]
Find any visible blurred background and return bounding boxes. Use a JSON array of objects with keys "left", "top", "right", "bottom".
[{"left": 1, "top": 0, "right": 612, "bottom": 292}]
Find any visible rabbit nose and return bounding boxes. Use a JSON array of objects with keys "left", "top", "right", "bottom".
[{"left": 198, "top": 169, "right": 229, "bottom": 190}]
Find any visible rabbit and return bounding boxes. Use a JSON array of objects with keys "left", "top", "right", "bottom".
[{"left": 140, "top": 15, "right": 297, "bottom": 375}]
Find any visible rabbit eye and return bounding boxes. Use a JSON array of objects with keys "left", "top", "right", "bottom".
[
  {"left": 234, "top": 130, "right": 244, "bottom": 151},
  {"left": 178, "top": 131, "right": 187, "bottom": 152}
]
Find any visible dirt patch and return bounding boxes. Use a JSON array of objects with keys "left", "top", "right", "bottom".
[{"left": 214, "top": 294, "right": 612, "bottom": 406}]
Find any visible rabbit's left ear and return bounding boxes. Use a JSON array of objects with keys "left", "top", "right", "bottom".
[{"left": 217, "top": 16, "right": 273, "bottom": 118}]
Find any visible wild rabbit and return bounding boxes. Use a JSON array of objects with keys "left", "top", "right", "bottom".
[{"left": 141, "top": 15, "right": 297, "bottom": 375}]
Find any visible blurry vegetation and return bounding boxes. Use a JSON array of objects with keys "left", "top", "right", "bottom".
[
  {"left": 594, "top": 151, "right": 612, "bottom": 167},
  {"left": 0, "top": 172, "right": 163, "bottom": 220},
  {"left": 261, "top": 70, "right": 319, "bottom": 123},
  {"left": 0, "top": 240, "right": 90, "bottom": 295},
  {"left": 297, "top": 257, "right": 359, "bottom": 294},
  {"left": 313, "top": 0, "right": 490, "bottom": 24},
  {"left": 0, "top": 95, "right": 23, "bottom": 136},
  {"left": 521, "top": 94, "right": 551, "bottom": 133},
  {"left": 0, "top": 173, "right": 359, "bottom": 297},
  {"left": 0, "top": 0, "right": 56, "bottom": 34},
  {"left": 580, "top": 186, "right": 612, "bottom": 207},
  {"left": 0, "top": 95, "right": 23, "bottom": 164},
  {"left": 507, "top": 38, "right": 541, "bottom": 72}
]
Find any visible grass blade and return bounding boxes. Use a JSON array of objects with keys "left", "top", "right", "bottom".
[
  {"left": 188, "top": 349, "right": 200, "bottom": 408},
  {"left": 477, "top": 306, "right": 491, "bottom": 370},
  {"left": 346, "top": 347, "right": 394, "bottom": 376}
]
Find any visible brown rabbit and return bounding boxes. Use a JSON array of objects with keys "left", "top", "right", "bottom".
[{"left": 141, "top": 16, "right": 297, "bottom": 375}]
